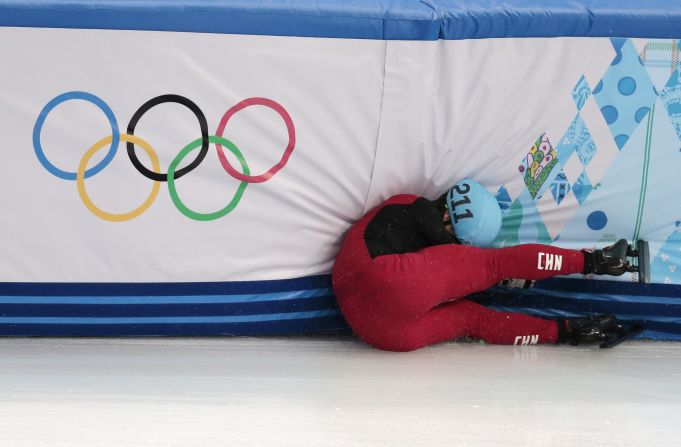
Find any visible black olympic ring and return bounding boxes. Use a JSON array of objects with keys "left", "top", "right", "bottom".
[{"left": 126, "top": 94, "right": 209, "bottom": 182}]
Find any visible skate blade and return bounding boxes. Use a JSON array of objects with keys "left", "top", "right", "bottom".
[
  {"left": 625, "top": 240, "right": 651, "bottom": 283},
  {"left": 599, "top": 322, "right": 646, "bottom": 349},
  {"left": 637, "top": 240, "right": 650, "bottom": 284},
  {"left": 636, "top": 240, "right": 650, "bottom": 284}
]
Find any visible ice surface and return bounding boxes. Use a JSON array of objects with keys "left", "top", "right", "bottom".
[{"left": 1, "top": 337, "right": 680, "bottom": 446}]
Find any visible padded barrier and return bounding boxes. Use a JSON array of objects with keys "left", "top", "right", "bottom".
[
  {"left": 2, "top": 1, "right": 681, "bottom": 339},
  {"left": 0, "top": 276, "right": 347, "bottom": 336}
]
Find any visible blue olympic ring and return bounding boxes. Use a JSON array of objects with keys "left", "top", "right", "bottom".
[{"left": 32, "top": 91, "right": 119, "bottom": 180}]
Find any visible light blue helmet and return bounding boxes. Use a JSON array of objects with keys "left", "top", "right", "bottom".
[{"left": 446, "top": 178, "right": 502, "bottom": 247}]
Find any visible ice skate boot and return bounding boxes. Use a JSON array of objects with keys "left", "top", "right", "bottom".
[
  {"left": 583, "top": 239, "right": 650, "bottom": 283},
  {"left": 583, "top": 239, "right": 630, "bottom": 276},
  {"left": 559, "top": 314, "right": 619, "bottom": 346}
]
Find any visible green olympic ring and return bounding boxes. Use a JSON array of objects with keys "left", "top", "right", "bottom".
[{"left": 168, "top": 135, "right": 250, "bottom": 221}]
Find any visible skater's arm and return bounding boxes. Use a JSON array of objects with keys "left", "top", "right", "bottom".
[{"left": 411, "top": 198, "right": 457, "bottom": 245}]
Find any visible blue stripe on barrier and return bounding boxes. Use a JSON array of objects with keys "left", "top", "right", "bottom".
[
  {"left": 497, "top": 298, "right": 681, "bottom": 318},
  {"left": 0, "top": 288, "right": 333, "bottom": 304},
  {"left": 535, "top": 278, "right": 681, "bottom": 298},
  {"left": 0, "top": 309, "right": 341, "bottom": 325},
  {"left": 0, "top": 295, "right": 338, "bottom": 317},
  {"left": 491, "top": 286, "right": 681, "bottom": 304},
  {"left": 1, "top": 0, "right": 680, "bottom": 40},
  {"left": 0, "top": 315, "right": 352, "bottom": 337},
  {"left": 0, "top": 275, "right": 332, "bottom": 296},
  {"left": 637, "top": 327, "right": 681, "bottom": 340},
  {"left": 472, "top": 288, "right": 681, "bottom": 317}
]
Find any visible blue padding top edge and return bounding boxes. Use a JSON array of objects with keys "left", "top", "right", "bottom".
[
  {"left": 1, "top": 0, "right": 681, "bottom": 40},
  {"left": 0, "top": 0, "right": 440, "bottom": 40}
]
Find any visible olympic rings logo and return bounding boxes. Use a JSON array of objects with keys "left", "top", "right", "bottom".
[{"left": 32, "top": 91, "right": 295, "bottom": 221}]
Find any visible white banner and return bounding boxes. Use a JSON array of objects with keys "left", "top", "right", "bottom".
[
  {"left": 3, "top": 27, "right": 681, "bottom": 286},
  {"left": 0, "top": 27, "right": 385, "bottom": 282}
]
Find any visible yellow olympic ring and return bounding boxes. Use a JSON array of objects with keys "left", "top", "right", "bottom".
[{"left": 77, "top": 134, "right": 161, "bottom": 222}]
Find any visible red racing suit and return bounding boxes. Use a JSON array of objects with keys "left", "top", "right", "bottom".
[{"left": 332, "top": 195, "right": 585, "bottom": 351}]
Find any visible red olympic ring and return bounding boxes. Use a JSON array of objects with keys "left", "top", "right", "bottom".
[{"left": 214, "top": 97, "right": 295, "bottom": 184}]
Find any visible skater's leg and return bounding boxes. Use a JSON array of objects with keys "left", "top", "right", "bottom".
[
  {"left": 357, "top": 299, "right": 560, "bottom": 352},
  {"left": 375, "top": 243, "right": 584, "bottom": 319}
]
